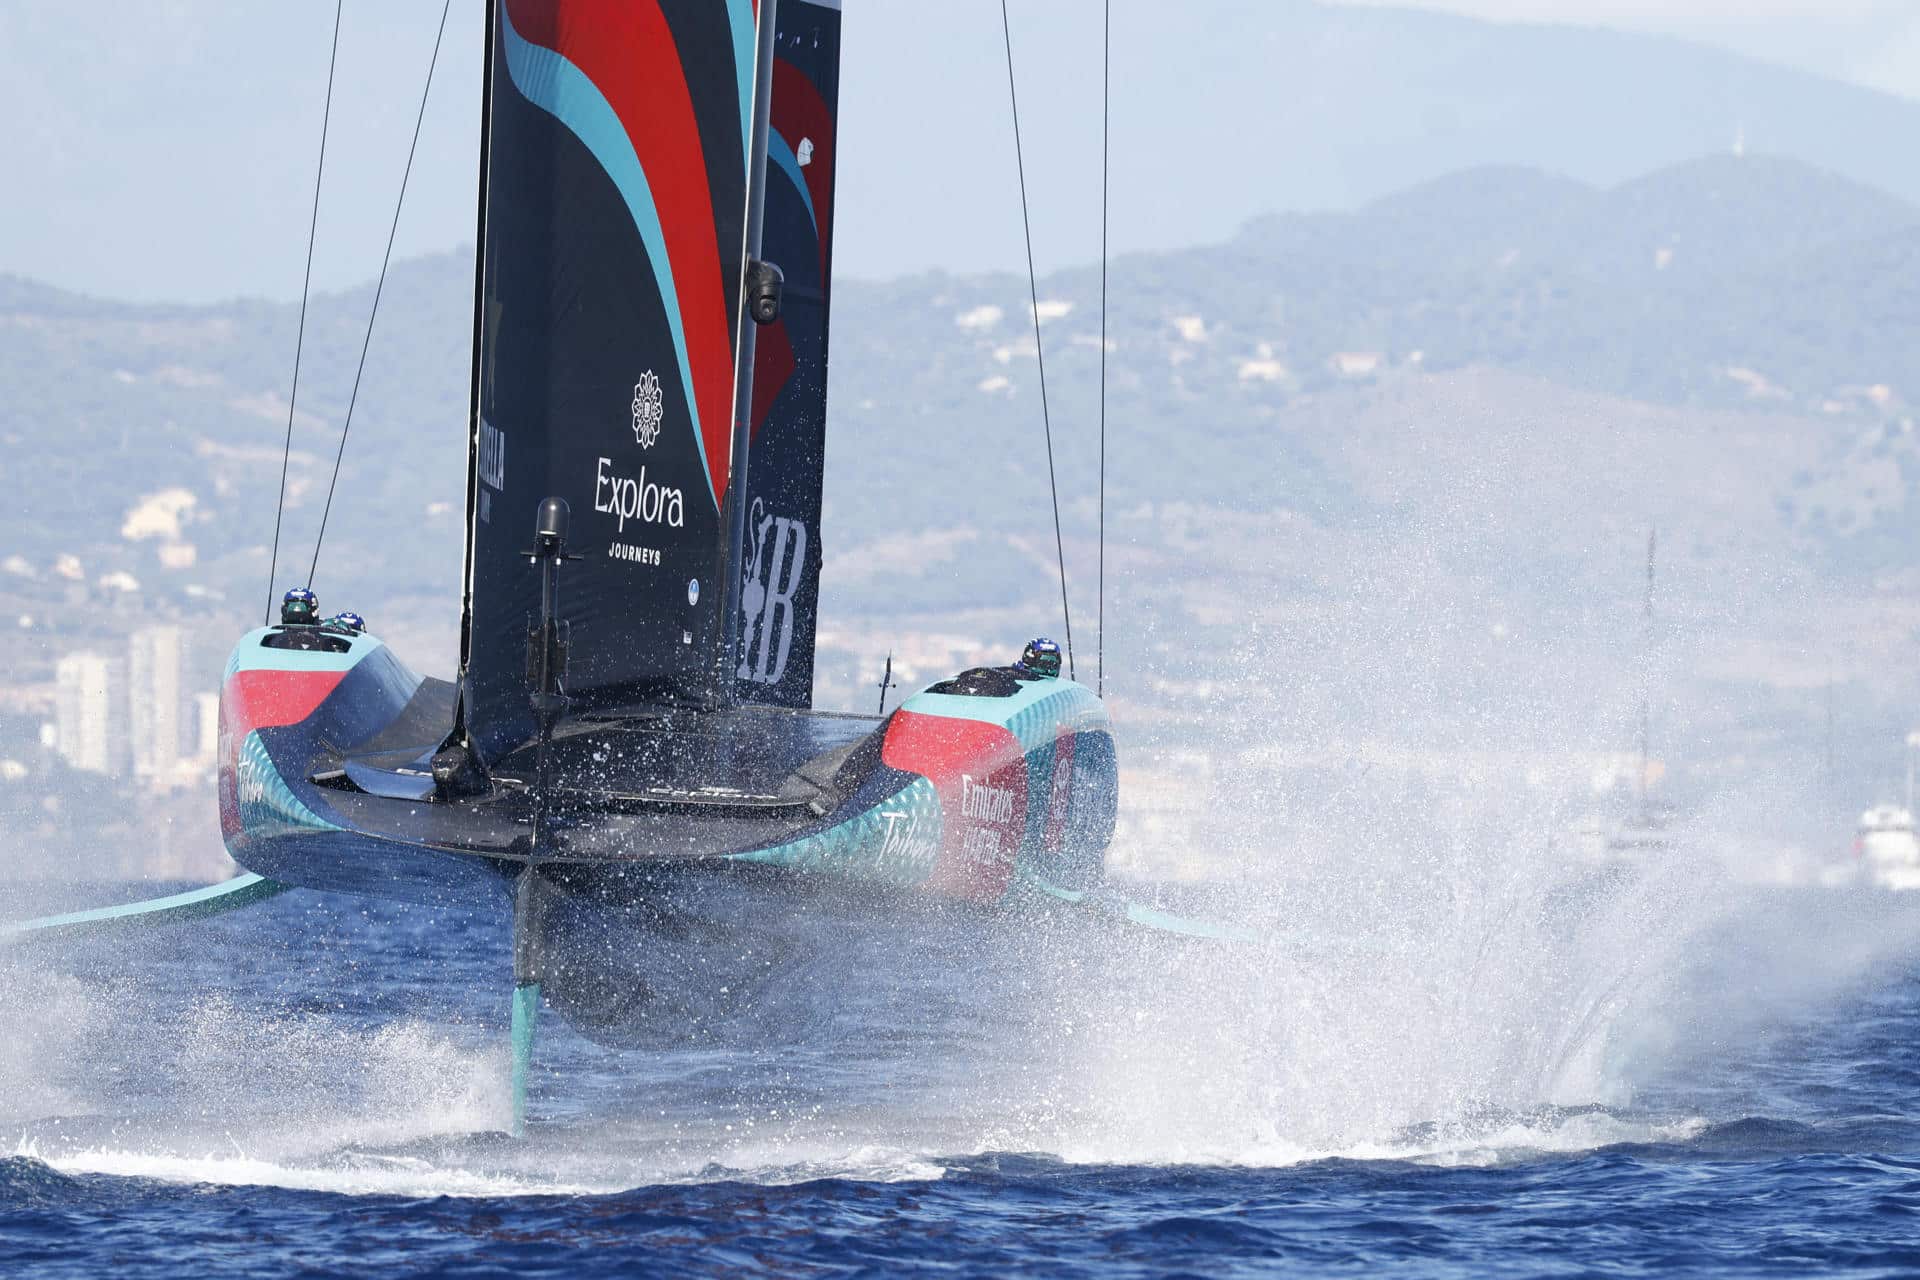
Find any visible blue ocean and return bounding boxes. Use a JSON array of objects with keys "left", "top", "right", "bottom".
[{"left": 4, "top": 870, "right": 1919, "bottom": 1278}]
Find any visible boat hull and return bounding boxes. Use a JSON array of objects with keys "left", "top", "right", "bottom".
[
  {"left": 218, "top": 628, "right": 1117, "bottom": 916},
  {"left": 1854, "top": 810, "right": 1920, "bottom": 891}
]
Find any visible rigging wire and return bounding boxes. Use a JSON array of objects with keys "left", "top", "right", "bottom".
[
  {"left": 309, "top": 0, "right": 454, "bottom": 590},
  {"left": 263, "top": 0, "right": 343, "bottom": 625},
  {"left": 1097, "top": 0, "right": 1109, "bottom": 697},
  {"left": 1000, "top": 0, "right": 1076, "bottom": 682}
]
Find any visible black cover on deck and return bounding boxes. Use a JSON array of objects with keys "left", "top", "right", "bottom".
[{"left": 495, "top": 704, "right": 877, "bottom": 811}]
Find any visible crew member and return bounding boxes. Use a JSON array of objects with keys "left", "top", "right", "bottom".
[
  {"left": 1017, "top": 637, "right": 1062, "bottom": 679},
  {"left": 280, "top": 587, "right": 320, "bottom": 626}
]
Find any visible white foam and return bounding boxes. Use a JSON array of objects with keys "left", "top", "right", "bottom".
[
  {"left": 27, "top": 1136, "right": 949, "bottom": 1200},
  {"left": 41, "top": 1146, "right": 600, "bottom": 1199}
]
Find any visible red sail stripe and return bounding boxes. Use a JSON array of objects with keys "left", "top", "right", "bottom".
[
  {"left": 771, "top": 57, "right": 835, "bottom": 281},
  {"left": 507, "top": 0, "right": 741, "bottom": 507},
  {"left": 749, "top": 317, "right": 796, "bottom": 442}
]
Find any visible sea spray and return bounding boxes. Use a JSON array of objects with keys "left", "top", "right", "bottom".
[
  {"left": 966, "top": 512, "right": 1742, "bottom": 1166},
  {"left": 1, "top": 508, "right": 1914, "bottom": 1186}
]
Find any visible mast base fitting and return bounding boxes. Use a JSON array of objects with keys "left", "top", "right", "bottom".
[{"left": 432, "top": 743, "right": 490, "bottom": 800}]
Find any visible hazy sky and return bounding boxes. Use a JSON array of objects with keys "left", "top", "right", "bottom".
[
  {"left": 1329, "top": 0, "right": 1920, "bottom": 97},
  {"left": 0, "top": 1, "right": 1913, "bottom": 304}
]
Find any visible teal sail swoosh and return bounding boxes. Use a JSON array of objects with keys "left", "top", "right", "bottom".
[
  {"left": 728, "top": 0, "right": 757, "bottom": 178},
  {"left": 498, "top": 4, "right": 718, "bottom": 510},
  {"left": 767, "top": 131, "right": 817, "bottom": 236}
]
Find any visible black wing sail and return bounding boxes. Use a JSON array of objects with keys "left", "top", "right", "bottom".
[
  {"left": 735, "top": 0, "right": 842, "bottom": 708},
  {"left": 459, "top": 0, "right": 775, "bottom": 762}
]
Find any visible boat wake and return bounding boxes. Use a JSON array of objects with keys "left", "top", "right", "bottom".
[{"left": 3, "top": 861, "right": 1916, "bottom": 1200}]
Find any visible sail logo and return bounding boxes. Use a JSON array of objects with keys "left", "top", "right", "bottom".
[
  {"left": 631, "top": 371, "right": 663, "bottom": 449},
  {"left": 594, "top": 457, "right": 685, "bottom": 532},
  {"left": 960, "top": 774, "right": 1016, "bottom": 826},
  {"left": 737, "top": 498, "right": 809, "bottom": 684},
  {"left": 478, "top": 420, "right": 507, "bottom": 489},
  {"left": 796, "top": 137, "right": 814, "bottom": 167},
  {"left": 477, "top": 420, "right": 506, "bottom": 523}
]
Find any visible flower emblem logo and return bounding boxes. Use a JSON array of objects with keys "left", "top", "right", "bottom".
[{"left": 631, "top": 371, "right": 664, "bottom": 449}]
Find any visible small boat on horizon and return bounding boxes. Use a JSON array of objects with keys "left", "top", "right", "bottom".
[{"left": 1855, "top": 804, "right": 1920, "bottom": 891}]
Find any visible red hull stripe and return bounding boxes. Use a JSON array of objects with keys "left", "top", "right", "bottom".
[
  {"left": 224, "top": 669, "right": 345, "bottom": 736},
  {"left": 882, "top": 709, "right": 1028, "bottom": 902},
  {"left": 217, "top": 668, "right": 344, "bottom": 838}
]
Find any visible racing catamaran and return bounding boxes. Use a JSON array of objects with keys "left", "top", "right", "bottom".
[{"left": 13, "top": 0, "right": 1120, "bottom": 1133}]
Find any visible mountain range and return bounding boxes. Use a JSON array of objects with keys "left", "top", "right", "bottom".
[{"left": 7, "top": 1, "right": 1920, "bottom": 298}]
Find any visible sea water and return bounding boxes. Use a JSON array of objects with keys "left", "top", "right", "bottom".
[
  {"left": 2, "top": 844, "right": 1919, "bottom": 1278},
  {"left": 8, "top": 550, "right": 1919, "bottom": 1275}
]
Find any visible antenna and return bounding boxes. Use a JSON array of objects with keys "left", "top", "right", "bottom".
[{"left": 877, "top": 652, "right": 895, "bottom": 717}]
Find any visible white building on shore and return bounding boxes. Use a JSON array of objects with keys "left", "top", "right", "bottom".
[{"left": 54, "top": 651, "right": 122, "bottom": 776}]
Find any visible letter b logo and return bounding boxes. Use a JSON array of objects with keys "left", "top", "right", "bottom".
[{"left": 739, "top": 508, "right": 808, "bottom": 684}]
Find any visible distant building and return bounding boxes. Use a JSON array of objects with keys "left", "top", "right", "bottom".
[
  {"left": 1331, "top": 351, "right": 1383, "bottom": 378},
  {"left": 194, "top": 691, "right": 221, "bottom": 767},
  {"left": 129, "top": 625, "right": 186, "bottom": 786},
  {"left": 54, "top": 652, "right": 120, "bottom": 775}
]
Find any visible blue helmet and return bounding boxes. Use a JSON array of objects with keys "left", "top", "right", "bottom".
[
  {"left": 329, "top": 611, "right": 367, "bottom": 634},
  {"left": 280, "top": 586, "right": 320, "bottom": 625},
  {"left": 1018, "top": 636, "right": 1062, "bottom": 679}
]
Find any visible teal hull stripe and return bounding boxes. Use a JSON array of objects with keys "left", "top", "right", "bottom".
[
  {"left": 903, "top": 679, "right": 1107, "bottom": 753},
  {"left": 731, "top": 775, "right": 944, "bottom": 884},
  {"left": 1, "top": 873, "right": 289, "bottom": 942},
  {"left": 498, "top": 3, "right": 716, "bottom": 509},
  {"left": 236, "top": 732, "right": 343, "bottom": 839},
  {"left": 225, "top": 627, "right": 381, "bottom": 679}
]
